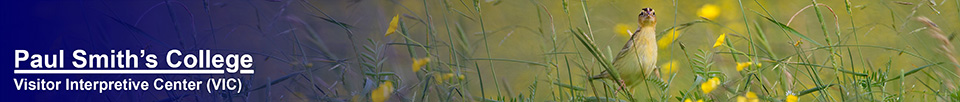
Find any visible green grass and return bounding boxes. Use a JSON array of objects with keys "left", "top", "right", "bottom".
[{"left": 249, "top": 0, "right": 960, "bottom": 101}]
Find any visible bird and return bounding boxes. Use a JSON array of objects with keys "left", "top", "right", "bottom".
[{"left": 590, "top": 8, "right": 659, "bottom": 91}]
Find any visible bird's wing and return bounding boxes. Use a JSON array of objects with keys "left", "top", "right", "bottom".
[{"left": 610, "top": 29, "right": 644, "bottom": 69}]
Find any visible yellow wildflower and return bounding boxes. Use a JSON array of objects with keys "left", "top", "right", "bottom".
[
  {"left": 614, "top": 23, "right": 634, "bottom": 37},
  {"left": 657, "top": 29, "right": 681, "bottom": 49},
  {"left": 701, "top": 77, "right": 720, "bottom": 94},
  {"left": 442, "top": 73, "right": 464, "bottom": 81},
  {"left": 734, "top": 92, "right": 761, "bottom": 102},
  {"left": 794, "top": 40, "right": 803, "bottom": 46},
  {"left": 371, "top": 81, "right": 394, "bottom": 102},
  {"left": 786, "top": 94, "right": 798, "bottom": 102},
  {"left": 384, "top": 14, "right": 400, "bottom": 36},
  {"left": 684, "top": 99, "right": 704, "bottom": 102},
  {"left": 697, "top": 4, "right": 720, "bottom": 20},
  {"left": 745, "top": 92, "right": 759, "bottom": 102},
  {"left": 435, "top": 73, "right": 465, "bottom": 84},
  {"left": 433, "top": 73, "right": 444, "bottom": 84},
  {"left": 736, "top": 62, "right": 753, "bottom": 71},
  {"left": 443, "top": 73, "right": 465, "bottom": 80},
  {"left": 713, "top": 33, "right": 726, "bottom": 48},
  {"left": 661, "top": 60, "right": 680, "bottom": 77},
  {"left": 412, "top": 57, "right": 430, "bottom": 72},
  {"left": 736, "top": 96, "right": 747, "bottom": 102}
]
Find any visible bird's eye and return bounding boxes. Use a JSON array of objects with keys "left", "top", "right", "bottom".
[{"left": 652, "top": 12, "right": 656, "bottom": 15}]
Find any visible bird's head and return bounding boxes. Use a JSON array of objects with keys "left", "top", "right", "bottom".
[{"left": 638, "top": 8, "right": 656, "bottom": 27}]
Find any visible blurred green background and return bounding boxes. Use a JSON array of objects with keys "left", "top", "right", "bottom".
[{"left": 284, "top": 0, "right": 960, "bottom": 101}]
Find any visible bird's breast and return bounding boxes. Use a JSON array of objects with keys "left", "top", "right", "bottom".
[{"left": 636, "top": 27, "right": 658, "bottom": 70}]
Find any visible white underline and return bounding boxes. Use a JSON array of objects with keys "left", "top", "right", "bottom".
[
  {"left": 239, "top": 70, "right": 254, "bottom": 74},
  {"left": 13, "top": 69, "right": 255, "bottom": 74}
]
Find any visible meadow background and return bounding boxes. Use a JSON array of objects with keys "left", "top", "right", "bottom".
[{"left": 285, "top": 0, "right": 960, "bottom": 101}]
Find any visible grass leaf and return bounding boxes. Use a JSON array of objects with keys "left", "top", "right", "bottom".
[
  {"left": 469, "top": 58, "right": 549, "bottom": 67},
  {"left": 798, "top": 84, "right": 835, "bottom": 96},
  {"left": 552, "top": 82, "right": 585, "bottom": 91},
  {"left": 756, "top": 12, "right": 823, "bottom": 46}
]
